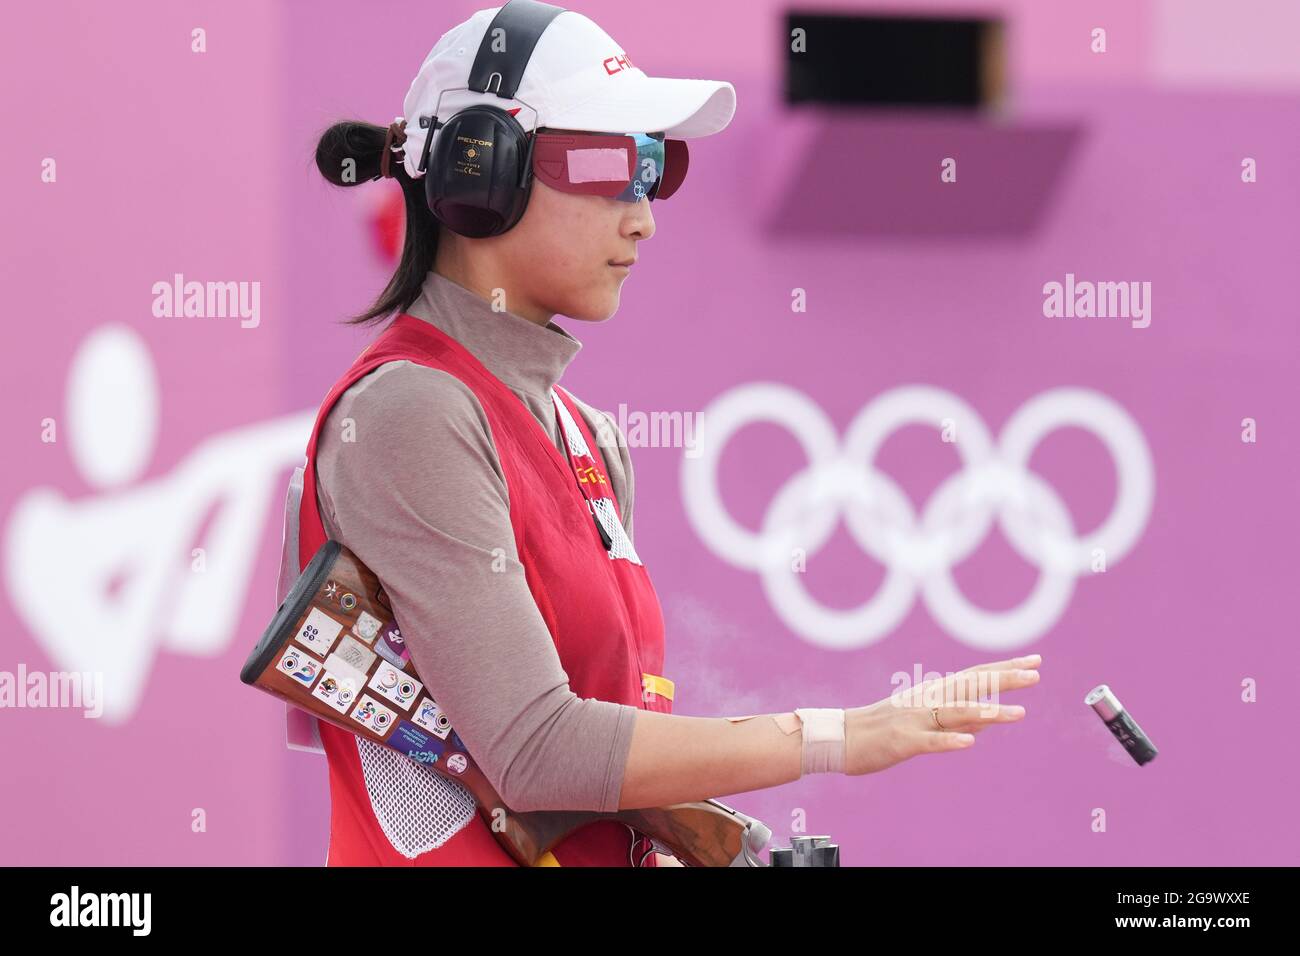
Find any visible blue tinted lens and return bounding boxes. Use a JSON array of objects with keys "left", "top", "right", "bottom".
[{"left": 614, "top": 133, "right": 665, "bottom": 203}]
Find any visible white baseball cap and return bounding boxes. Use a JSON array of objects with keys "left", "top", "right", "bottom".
[{"left": 400, "top": 4, "right": 737, "bottom": 180}]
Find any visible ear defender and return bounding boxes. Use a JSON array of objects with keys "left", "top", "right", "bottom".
[{"left": 423, "top": 105, "right": 534, "bottom": 239}]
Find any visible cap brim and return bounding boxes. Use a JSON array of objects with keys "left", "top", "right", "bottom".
[{"left": 546, "top": 75, "right": 736, "bottom": 139}]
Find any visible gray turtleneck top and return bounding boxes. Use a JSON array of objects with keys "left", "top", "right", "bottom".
[{"left": 314, "top": 269, "right": 638, "bottom": 814}]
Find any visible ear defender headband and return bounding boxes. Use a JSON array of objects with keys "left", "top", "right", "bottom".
[
  {"left": 417, "top": 0, "right": 566, "bottom": 239},
  {"left": 414, "top": 0, "right": 691, "bottom": 238}
]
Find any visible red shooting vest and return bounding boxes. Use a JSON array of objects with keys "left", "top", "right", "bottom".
[{"left": 296, "top": 313, "right": 671, "bottom": 866}]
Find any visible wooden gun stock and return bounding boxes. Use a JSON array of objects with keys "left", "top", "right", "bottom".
[{"left": 241, "top": 539, "right": 771, "bottom": 867}]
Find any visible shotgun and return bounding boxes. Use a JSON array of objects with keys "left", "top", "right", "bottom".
[{"left": 240, "top": 538, "right": 771, "bottom": 866}]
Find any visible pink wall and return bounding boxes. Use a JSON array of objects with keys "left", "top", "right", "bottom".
[
  {"left": 2, "top": 0, "right": 1296, "bottom": 865},
  {"left": 1, "top": 1, "right": 288, "bottom": 863}
]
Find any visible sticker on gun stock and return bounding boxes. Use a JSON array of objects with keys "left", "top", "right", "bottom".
[
  {"left": 278, "top": 646, "right": 324, "bottom": 688},
  {"left": 411, "top": 696, "right": 453, "bottom": 739},
  {"left": 333, "top": 634, "right": 377, "bottom": 675},
  {"left": 312, "top": 670, "right": 359, "bottom": 713},
  {"left": 350, "top": 694, "right": 397, "bottom": 735},
  {"left": 375, "top": 622, "right": 409, "bottom": 667},
  {"left": 352, "top": 611, "right": 383, "bottom": 645},
  {"left": 391, "top": 720, "right": 446, "bottom": 764},
  {"left": 369, "top": 662, "right": 423, "bottom": 711},
  {"left": 296, "top": 607, "right": 344, "bottom": 656},
  {"left": 322, "top": 651, "right": 368, "bottom": 691}
]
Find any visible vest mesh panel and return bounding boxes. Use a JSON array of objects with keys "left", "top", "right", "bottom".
[{"left": 355, "top": 736, "right": 477, "bottom": 857}]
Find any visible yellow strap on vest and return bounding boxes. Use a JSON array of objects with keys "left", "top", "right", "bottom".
[{"left": 642, "top": 673, "right": 675, "bottom": 701}]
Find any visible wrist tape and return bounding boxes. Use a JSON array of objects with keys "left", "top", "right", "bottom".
[{"left": 725, "top": 708, "right": 846, "bottom": 775}]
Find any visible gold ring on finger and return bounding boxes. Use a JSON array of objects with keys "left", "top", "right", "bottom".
[{"left": 931, "top": 707, "right": 946, "bottom": 730}]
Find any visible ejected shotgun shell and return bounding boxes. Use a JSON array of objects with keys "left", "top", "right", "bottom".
[{"left": 1085, "top": 684, "right": 1159, "bottom": 766}]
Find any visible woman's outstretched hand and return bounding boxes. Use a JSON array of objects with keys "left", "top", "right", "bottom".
[{"left": 842, "top": 653, "right": 1041, "bottom": 776}]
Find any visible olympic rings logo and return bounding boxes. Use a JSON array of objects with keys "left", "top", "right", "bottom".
[{"left": 681, "top": 385, "right": 1155, "bottom": 651}]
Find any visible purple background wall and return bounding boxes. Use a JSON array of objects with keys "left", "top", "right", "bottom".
[{"left": 2, "top": 0, "right": 1297, "bottom": 865}]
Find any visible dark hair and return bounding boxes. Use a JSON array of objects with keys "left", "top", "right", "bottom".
[{"left": 314, "top": 120, "right": 439, "bottom": 327}]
